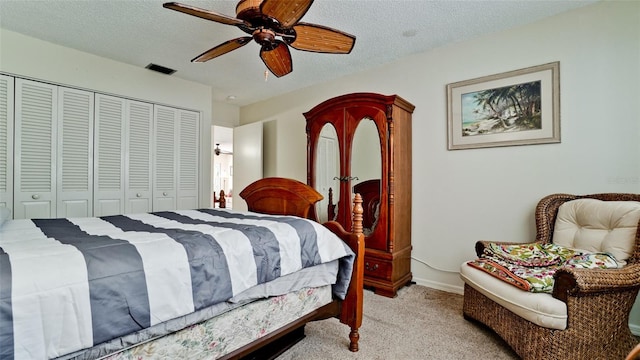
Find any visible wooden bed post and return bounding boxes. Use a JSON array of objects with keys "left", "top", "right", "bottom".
[{"left": 341, "top": 194, "right": 364, "bottom": 351}]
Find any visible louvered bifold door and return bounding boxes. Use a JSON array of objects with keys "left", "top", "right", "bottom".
[
  {"left": 125, "top": 100, "right": 153, "bottom": 214},
  {"left": 0, "top": 75, "right": 14, "bottom": 212},
  {"left": 94, "top": 94, "right": 125, "bottom": 216},
  {"left": 177, "top": 110, "right": 200, "bottom": 210},
  {"left": 14, "top": 79, "right": 58, "bottom": 219},
  {"left": 57, "top": 87, "right": 94, "bottom": 217},
  {"left": 153, "top": 105, "right": 178, "bottom": 211}
]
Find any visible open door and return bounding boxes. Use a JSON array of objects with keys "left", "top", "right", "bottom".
[
  {"left": 232, "top": 122, "right": 263, "bottom": 211},
  {"left": 212, "top": 126, "right": 234, "bottom": 208}
]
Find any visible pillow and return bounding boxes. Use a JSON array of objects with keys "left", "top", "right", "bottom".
[
  {"left": 0, "top": 207, "right": 11, "bottom": 229},
  {"left": 552, "top": 199, "right": 640, "bottom": 262}
]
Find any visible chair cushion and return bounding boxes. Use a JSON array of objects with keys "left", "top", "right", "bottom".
[
  {"left": 552, "top": 199, "right": 640, "bottom": 263},
  {"left": 460, "top": 262, "right": 567, "bottom": 330}
]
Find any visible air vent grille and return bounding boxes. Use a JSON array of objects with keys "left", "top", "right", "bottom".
[{"left": 145, "top": 63, "right": 176, "bottom": 75}]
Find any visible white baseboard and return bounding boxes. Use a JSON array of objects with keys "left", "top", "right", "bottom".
[{"left": 411, "top": 276, "right": 464, "bottom": 295}]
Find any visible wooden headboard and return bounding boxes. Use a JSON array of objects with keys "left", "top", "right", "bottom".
[{"left": 239, "top": 177, "right": 323, "bottom": 219}]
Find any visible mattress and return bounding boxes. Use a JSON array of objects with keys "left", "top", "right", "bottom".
[{"left": 60, "top": 264, "right": 338, "bottom": 360}]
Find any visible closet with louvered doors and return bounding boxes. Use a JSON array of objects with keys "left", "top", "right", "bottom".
[
  {"left": 125, "top": 100, "right": 154, "bottom": 214},
  {"left": 176, "top": 110, "right": 199, "bottom": 210},
  {"left": 0, "top": 75, "right": 14, "bottom": 210},
  {"left": 6, "top": 76, "right": 200, "bottom": 220},
  {"left": 14, "top": 78, "right": 94, "bottom": 219},
  {"left": 93, "top": 94, "right": 154, "bottom": 216},
  {"left": 153, "top": 105, "right": 200, "bottom": 211}
]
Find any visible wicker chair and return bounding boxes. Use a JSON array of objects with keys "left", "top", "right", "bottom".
[
  {"left": 461, "top": 193, "right": 640, "bottom": 360},
  {"left": 628, "top": 343, "right": 640, "bottom": 360}
]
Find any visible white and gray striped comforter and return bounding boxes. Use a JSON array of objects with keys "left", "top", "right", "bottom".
[{"left": 0, "top": 208, "right": 355, "bottom": 360}]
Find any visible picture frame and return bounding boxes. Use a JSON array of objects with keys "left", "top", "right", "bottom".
[{"left": 447, "top": 62, "right": 560, "bottom": 150}]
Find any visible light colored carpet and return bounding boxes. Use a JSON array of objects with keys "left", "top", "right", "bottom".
[{"left": 277, "top": 285, "right": 519, "bottom": 359}]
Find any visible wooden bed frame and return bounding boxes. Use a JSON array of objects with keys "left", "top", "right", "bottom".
[
  {"left": 1, "top": 178, "right": 360, "bottom": 360},
  {"left": 220, "top": 177, "right": 365, "bottom": 359}
]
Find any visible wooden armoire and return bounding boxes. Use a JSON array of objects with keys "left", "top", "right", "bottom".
[{"left": 304, "top": 93, "right": 414, "bottom": 297}]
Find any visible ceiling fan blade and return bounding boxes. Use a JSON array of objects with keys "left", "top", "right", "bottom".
[
  {"left": 260, "top": 41, "right": 293, "bottom": 78},
  {"left": 290, "top": 23, "right": 356, "bottom": 54},
  {"left": 260, "top": 0, "right": 313, "bottom": 28},
  {"left": 163, "top": 2, "right": 248, "bottom": 27},
  {"left": 191, "top": 37, "right": 252, "bottom": 62}
]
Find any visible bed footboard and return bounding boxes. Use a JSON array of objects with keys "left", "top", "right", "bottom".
[
  {"left": 240, "top": 177, "right": 365, "bottom": 352},
  {"left": 323, "top": 194, "right": 364, "bottom": 351}
]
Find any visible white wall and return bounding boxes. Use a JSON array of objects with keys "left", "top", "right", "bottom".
[
  {"left": 240, "top": 0, "right": 640, "bottom": 328},
  {"left": 212, "top": 100, "right": 240, "bottom": 128},
  {"left": 0, "top": 29, "right": 214, "bottom": 207}
]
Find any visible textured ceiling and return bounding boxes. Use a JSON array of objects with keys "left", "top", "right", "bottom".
[{"left": 0, "top": 0, "right": 596, "bottom": 107}]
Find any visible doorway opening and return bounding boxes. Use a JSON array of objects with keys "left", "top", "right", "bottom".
[{"left": 212, "top": 126, "right": 233, "bottom": 208}]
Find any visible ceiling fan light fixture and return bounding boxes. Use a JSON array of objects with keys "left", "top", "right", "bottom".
[
  {"left": 164, "top": 0, "right": 356, "bottom": 77},
  {"left": 253, "top": 28, "right": 276, "bottom": 48}
]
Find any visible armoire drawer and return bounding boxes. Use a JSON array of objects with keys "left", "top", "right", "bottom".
[{"left": 363, "top": 258, "right": 392, "bottom": 281}]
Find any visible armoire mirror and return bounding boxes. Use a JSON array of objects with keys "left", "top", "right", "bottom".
[
  {"left": 311, "top": 117, "right": 381, "bottom": 233},
  {"left": 314, "top": 124, "right": 340, "bottom": 223},
  {"left": 349, "top": 118, "right": 381, "bottom": 234}
]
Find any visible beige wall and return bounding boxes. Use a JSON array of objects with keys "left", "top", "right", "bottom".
[
  {"left": 240, "top": 1, "right": 640, "bottom": 330},
  {"left": 0, "top": 29, "right": 215, "bottom": 207}
]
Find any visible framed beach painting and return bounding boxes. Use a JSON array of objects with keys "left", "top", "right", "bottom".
[{"left": 447, "top": 62, "right": 560, "bottom": 150}]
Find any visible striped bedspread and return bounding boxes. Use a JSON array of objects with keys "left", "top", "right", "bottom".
[{"left": 0, "top": 209, "right": 354, "bottom": 360}]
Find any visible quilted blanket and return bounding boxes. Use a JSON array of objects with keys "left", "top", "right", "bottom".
[
  {"left": 0, "top": 209, "right": 354, "bottom": 360},
  {"left": 467, "top": 242, "right": 620, "bottom": 293}
]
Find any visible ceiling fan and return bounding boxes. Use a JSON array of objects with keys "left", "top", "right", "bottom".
[
  {"left": 163, "top": 0, "right": 356, "bottom": 77},
  {"left": 214, "top": 144, "right": 233, "bottom": 156}
]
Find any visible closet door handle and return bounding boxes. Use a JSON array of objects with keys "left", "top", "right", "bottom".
[
  {"left": 136, "top": 193, "right": 142, "bottom": 197},
  {"left": 163, "top": 192, "right": 168, "bottom": 196},
  {"left": 31, "top": 194, "right": 40, "bottom": 200}
]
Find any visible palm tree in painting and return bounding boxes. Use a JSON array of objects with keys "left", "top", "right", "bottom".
[{"left": 473, "top": 80, "right": 541, "bottom": 132}]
